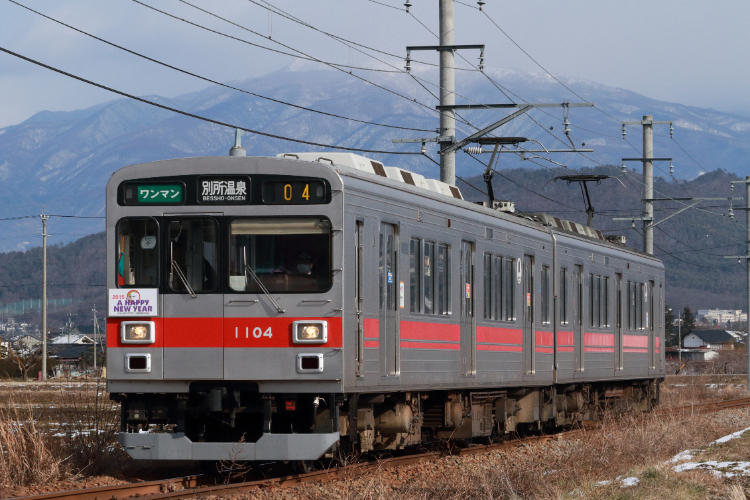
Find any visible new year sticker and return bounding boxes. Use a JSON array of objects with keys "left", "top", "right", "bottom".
[{"left": 109, "top": 288, "right": 158, "bottom": 317}]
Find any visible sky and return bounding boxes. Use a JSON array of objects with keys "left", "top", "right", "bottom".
[{"left": 0, "top": 0, "right": 749, "bottom": 129}]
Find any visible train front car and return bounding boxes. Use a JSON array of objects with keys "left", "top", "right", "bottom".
[{"left": 107, "top": 156, "right": 345, "bottom": 462}]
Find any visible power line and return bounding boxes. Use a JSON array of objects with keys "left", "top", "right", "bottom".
[
  {"left": 8, "top": 0, "right": 433, "bottom": 133},
  {"left": 0, "top": 45, "right": 424, "bottom": 156}
]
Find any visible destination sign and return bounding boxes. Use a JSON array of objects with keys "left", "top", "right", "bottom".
[
  {"left": 198, "top": 176, "right": 250, "bottom": 204},
  {"left": 123, "top": 183, "right": 184, "bottom": 205},
  {"left": 262, "top": 180, "right": 326, "bottom": 204}
]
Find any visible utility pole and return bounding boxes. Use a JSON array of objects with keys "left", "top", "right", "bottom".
[
  {"left": 620, "top": 116, "right": 673, "bottom": 255},
  {"left": 40, "top": 209, "right": 49, "bottom": 381},
  {"left": 725, "top": 176, "right": 750, "bottom": 391},
  {"left": 92, "top": 305, "right": 99, "bottom": 372},
  {"left": 678, "top": 311, "right": 681, "bottom": 369},
  {"left": 439, "top": 0, "right": 455, "bottom": 186}
]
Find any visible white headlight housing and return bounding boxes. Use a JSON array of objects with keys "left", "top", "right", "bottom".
[
  {"left": 120, "top": 321, "right": 155, "bottom": 344},
  {"left": 292, "top": 320, "right": 328, "bottom": 344}
]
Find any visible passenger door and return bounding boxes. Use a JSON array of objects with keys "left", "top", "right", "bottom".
[
  {"left": 523, "top": 255, "right": 534, "bottom": 374},
  {"left": 379, "top": 223, "right": 399, "bottom": 377},
  {"left": 162, "top": 214, "right": 224, "bottom": 379},
  {"left": 460, "top": 241, "right": 476, "bottom": 376}
]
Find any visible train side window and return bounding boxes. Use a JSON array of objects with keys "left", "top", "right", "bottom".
[
  {"left": 116, "top": 218, "right": 159, "bottom": 287},
  {"left": 590, "top": 274, "right": 602, "bottom": 328},
  {"left": 437, "top": 244, "right": 450, "bottom": 315},
  {"left": 503, "top": 257, "right": 515, "bottom": 321},
  {"left": 628, "top": 281, "right": 635, "bottom": 330},
  {"left": 603, "top": 276, "right": 609, "bottom": 327},
  {"left": 423, "top": 241, "right": 435, "bottom": 314},
  {"left": 493, "top": 256, "right": 502, "bottom": 321},
  {"left": 560, "top": 268, "right": 568, "bottom": 325},
  {"left": 410, "top": 239, "right": 422, "bottom": 313},
  {"left": 483, "top": 253, "right": 493, "bottom": 320},
  {"left": 541, "top": 266, "right": 550, "bottom": 325}
]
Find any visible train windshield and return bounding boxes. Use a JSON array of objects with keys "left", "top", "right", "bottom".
[
  {"left": 229, "top": 218, "right": 332, "bottom": 293},
  {"left": 116, "top": 218, "right": 159, "bottom": 287},
  {"left": 167, "top": 218, "right": 220, "bottom": 293}
]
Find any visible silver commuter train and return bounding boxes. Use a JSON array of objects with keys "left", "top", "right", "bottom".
[{"left": 107, "top": 152, "right": 665, "bottom": 463}]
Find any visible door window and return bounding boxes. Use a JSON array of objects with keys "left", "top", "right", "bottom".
[{"left": 167, "top": 218, "right": 219, "bottom": 293}]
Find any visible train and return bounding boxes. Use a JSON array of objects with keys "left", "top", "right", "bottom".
[{"left": 106, "top": 151, "right": 665, "bottom": 466}]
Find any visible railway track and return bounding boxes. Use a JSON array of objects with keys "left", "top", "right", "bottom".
[{"left": 13, "top": 396, "right": 750, "bottom": 500}]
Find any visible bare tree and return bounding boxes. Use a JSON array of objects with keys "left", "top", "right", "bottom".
[{"left": 7, "top": 346, "right": 40, "bottom": 381}]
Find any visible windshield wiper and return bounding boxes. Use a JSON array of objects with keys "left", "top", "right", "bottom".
[
  {"left": 245, "top": 264, "right": 285, "bottom": 313},
  {"left": 169, "top": 240, "right": 197, "bottom": 300},
  {"left": 171, "top": 259, "right": 197, "bottom": 298}
]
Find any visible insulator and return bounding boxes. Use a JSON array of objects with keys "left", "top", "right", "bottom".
[
  {"left": 563, "top": 117, "right": 571, "bottom": 136},
  {"left": 463, "top": 146, "right": 484, "bottom": 154},
  {"left": 421, "top": 142, "right": 426, "bottom": 154},
  {"left": 405, "top": 54, "right": 411, "bottom": 73},
  {"left": 631, "top": 220, "right": 635, "bottom": 228},
  {"left": 622, "top": 123, "right": 627, "bottom": 140},
  {"left": 670, "top": 123, "right": 674, "bottom": 139},
  {"left": 477, "top": 0, "right": 486, "bottom": 10},
  {"left": 669, "top": 162, "right": 674, "bottom": 174},
  {"left": 621, "top": 162, "right": 627, "bottom": 173},
  {"left": 479, "top": 49, "right": 485, "bottom": 72},
  {"left": 404, "top": 0, "right": 412, "bottom": 12},
  {"left": 729, "top": 207, "right": 734, "bottom": 219}
]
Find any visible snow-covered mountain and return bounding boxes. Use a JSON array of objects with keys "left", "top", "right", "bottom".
[{"left": 1, "top": 65, "right": 749, "bottom": 252}]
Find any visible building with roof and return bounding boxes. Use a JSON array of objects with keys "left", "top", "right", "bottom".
[{"left": 683, "top": 329, "right": 739, "bottom": 350}]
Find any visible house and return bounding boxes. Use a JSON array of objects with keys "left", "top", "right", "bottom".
[
  {"left": 13, "top": 334, "right": 42, "bottom": 350},
  {"left": 49, "top": 342, "right": 103, "bottom": 377},
  {"left": 50, "top": 333, "right": 94, "bottom": 345},
  {"left": 683, "top": 329, "right": 738, "bottom": 350},
  {"left": 666, "top": 346, "right": 719, "bottom": 362}
]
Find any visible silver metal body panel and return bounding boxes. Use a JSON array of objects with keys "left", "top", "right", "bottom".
[{"left": 119, "top": 432, "right": 340, "bottom": 461}]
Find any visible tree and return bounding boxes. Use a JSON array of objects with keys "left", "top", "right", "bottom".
[
  {"left": 682, "top": 306, "right": 697, "bottom": 340},
  {"left": 7, "top": 346, "right": 40, "bottom": 381}
]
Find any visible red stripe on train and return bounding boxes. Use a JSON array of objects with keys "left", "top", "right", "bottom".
[
  {"left": 624, "top": 335, "right": 648, "bottom": 348},
  {"left": 400, "top": 321, "right": 460, "bottom": 342},
  {"left": 585, "top": 347, "right": 615, "bottom": 352},
  {"left": 477, "top": 344, "right": 522, "bottom": 352},
  {"left": 557, "top": 331, "right": 574, "bottom": 345},
  {"left": 477, "top": 326, "right": 522, "bottom": 345},
  {"left": 584, "top": 332, "right": 614, "bottom": 347},
  {"left": 224, "top": 317, "right": 342, "bottom": 348},
  {"left": 536, "top": 331, "right": 553, "bottom": 347},
  {"left": 400, "top": 341, "right": 460, "bottom": 350},
  {"left": 364, "top": 318, "right": 379, "bottom": 339}
]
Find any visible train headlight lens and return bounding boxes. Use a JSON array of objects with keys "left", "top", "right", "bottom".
[
  {"left": 121, "top": 321, "right": 155, "bottom": 344},
  {"left": 130, "top": 325, "right": 149, "bottom": 339},
  {"left": 293, "top": 320, "right": 328, "bottom": 344},
  {"left": 301, "top": 325, "right": 320, "bottom": 339}
]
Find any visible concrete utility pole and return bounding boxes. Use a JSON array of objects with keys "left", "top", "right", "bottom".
[
  {"left": 40, "top": 210, "right": 49, "bottom": 381},
  {"left": 725, "top": 177, "right": 750, "bottom": 391},
  {"left": 642, "top": 116, "right": 654, "bottom": 255},
  {"left": 620, "top": 116, "right": 673, "bottom": 255},
  {"left": 439, "top": 0, "right": 455, "bottom": 186},
  {"left": 92, "top": 305, "right": 99, "bottom": 372}
]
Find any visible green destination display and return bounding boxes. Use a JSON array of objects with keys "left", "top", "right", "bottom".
[{"left": 135, "top": 184, "right": 183, "bottom": 204}]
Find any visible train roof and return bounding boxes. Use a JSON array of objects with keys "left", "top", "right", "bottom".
[{"left": 278, "top": 152, "right": 660, "bottom": 266}]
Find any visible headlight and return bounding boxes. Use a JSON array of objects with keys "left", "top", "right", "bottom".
[
  {"left": 129, "top": 325, "right": 149, "bottom": 340},
  {"left": 301, "top": 325, "right": 320, "bottom": 339},
  {"left": 292, "top": 320, "right": 328, "bottom": 344},
  {"left": 121, "top": 321, "right": 155, "bottom": 344}
]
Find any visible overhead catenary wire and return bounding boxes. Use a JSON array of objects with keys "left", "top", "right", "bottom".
[
  {"left": 0, "top": 45, "right": 427, "bottom": 156},
  {"left": 7, "top": 0, "right": 433, "bottom": 133}
]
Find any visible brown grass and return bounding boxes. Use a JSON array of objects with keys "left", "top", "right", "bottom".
[{"left": 0, "top": 399, "right": 67, "bottom": 487}]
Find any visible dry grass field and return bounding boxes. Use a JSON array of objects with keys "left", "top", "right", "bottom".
[{"left": 0, "top": 375, "right": 749, "bottom": 499}]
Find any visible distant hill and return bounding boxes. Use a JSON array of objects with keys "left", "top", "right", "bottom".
[
  {"left": 1, "top": 66, "right": 750, "bottom": 251},
  {"left": 0, "top": 167, "right": 743, "bottom": 324}
]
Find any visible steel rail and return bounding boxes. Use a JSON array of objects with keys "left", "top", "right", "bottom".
[{"left": 14, "top": 396, "right": 750, "bottom": 500}]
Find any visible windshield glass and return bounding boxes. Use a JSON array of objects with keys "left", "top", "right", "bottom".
[
  {"left": 168, "top": 218, "right": 219, "bottom": 293},
  {"left": 229, "top": 218, "right": 331, "bottom": 293},
  {"left": 117, "top": 218, "right": 159, "bottom": 287}
]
